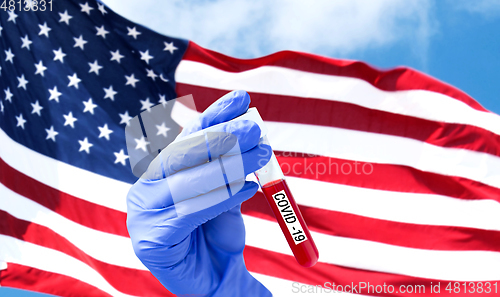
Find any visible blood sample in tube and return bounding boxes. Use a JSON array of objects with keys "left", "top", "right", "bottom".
[{"left": 261, "top": 179, "right": 319, "bottom": 267}]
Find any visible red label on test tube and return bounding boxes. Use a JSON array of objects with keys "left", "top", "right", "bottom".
[{"left": 261, "top": 179, "right": 319, "bottom": 267}]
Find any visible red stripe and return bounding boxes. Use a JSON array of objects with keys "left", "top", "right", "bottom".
[
  {"left": 182, "top": 41, "right": 488, "bottom": 112},
  {"left": 242, "top": 192, "right": 500, "bottom": 252},
  {"left": 176, "top": 84, "right": 500, "bottom": 157},
  {"left": 0, "top": 263, "right": 112, "bottom": 297},
  {"left": 243, "top": 246, "right": 500, "bottom": 297},
  {"left": 273, "top": 153, "right": 500, "bottom": 203},
  {"left": 181, "top": 83, "right": 500, "bottom": 200},
  {"left": 0, "top": 211, "right": 173, "bottom": 296},
  {"left": 0, "top": 157, "right": 129, "bottom": 237}
]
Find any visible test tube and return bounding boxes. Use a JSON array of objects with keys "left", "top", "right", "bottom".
[{"left": 254, "top": 136, "right": 319, "bottom": 267}]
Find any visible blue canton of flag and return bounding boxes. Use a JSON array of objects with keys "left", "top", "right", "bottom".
[{"left": 0, "top": 0, "right": 187, "bottom": 184}]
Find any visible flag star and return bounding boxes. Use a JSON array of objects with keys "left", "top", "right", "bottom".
[
  {"left": 0, "top": 101, "right": 4, "bottom": 113},
  {"left": 59, "top": 10, "right": 73, "bottom": 25},
  {"left": 163, "top": 41, "right": 178, "bottom": 54},
  {"left": 21, "top": 35, "right": 33, "bottom": 50},
  {"left": 0, "top": 26, "right": 2, "bottom": 36},
  {"left": 159, "top": 94, "right": 168, "bottom": 107},
  {"left": 73, "top": 35, "right": 88, "bottom": 50},
  {"left": 88, "top": 60, "right": 103, "bottom": 75},
  {"left": 7, "top": 10, "right": 18, "bottom": 24},
  {"left": 96, "top": 25, "right": 109, "bottom": 39},
  {"left": 139, "top": 50, "right": 153, "bottom": 64},
  {"left": 114, "top": 149, "right": 129, "bottom": 165},
  {"left": 67, "top": 73, "right": 81, "bottom": 89},
  {"left": 127, "top": 27, "right": 141, "bottom": 39},
  {"left": 83, "top": 98, "right": 98, "bottom": 114},
  {"left": 53, "top": 48, "right": 66, "bottom": 63},
  {"left": 45, "top": 126, "right": 59, "bottom": 142},
  {"left": 31, "top": 101, "right": 43, "bottom": 116},
  {"left": 17, "top": 75, "right": 29, "bottom": 90},
  {"left": 140, "top": 98, "right": 154, "bottom": 112},
  {"left": 4, "top": 88, "right": 13, "bottom": 103},
  {"left": 119, "top": 111, "right": 132, "bottom": 126},
  {"left": 98, "top": 124, "right": 113, "bottom": 140},
  {"left": 38, "top": 22, "right": 52, "bottom": 38},
  {"left": 16, "top": 114, "right": 26, "bottom": 129},
  {"left": 103, "top": 85, "right": 117, "bottom": 100},
  {"left": 125, "top": 74, "right": 139, "bottom": 87},
  {"left": 80, "top": 2, "right": 94, "bottom": 15},
  {"left": 146, "top": 68, "right": 157, "bottom": 81},
  {"left": 5, "top": 48, "right": 15, "bottom": 63},
  {"left": 63, "top": 112, "right": 78, "bottom": 128},
  {"left": 48, "top": 86, "right": 62, "bottom": 102},
  {"left": 78, "top": 137, "right": 93, "bottom": 154},
  {"left": 110, "top": 50, "right": 124, "bottom": 63},
  {"left": 34, "top": 60, "right": 47, "bottom": 76},
  {"left": 134, "top": 136, "right": 150, "bottom": 152},
  {"left": 97, "top": 3, "right": 107, "bottom": 15},
  {"left": 156, "top": 122, "right": 170, "bottom": 137}
]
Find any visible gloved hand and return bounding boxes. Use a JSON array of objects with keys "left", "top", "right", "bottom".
[{"left": 126, "top": 90, "right": 273, "bottom": 297}]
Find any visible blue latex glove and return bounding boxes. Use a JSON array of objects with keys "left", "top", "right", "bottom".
[{"left": 127, "top": 90, "right": 273, "bottom": 297}]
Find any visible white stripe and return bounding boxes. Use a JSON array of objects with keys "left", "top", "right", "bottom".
[
  {"left": 285, "top": 176, "right": 500, "bottom": 231},
  {"left": 251, "top": 273, "right": 373, "bottom": 296},
  {"left": 265, "top": 121, "right": 500, "bottom": 189},
  {"left": 243, "top": 215, "right": 500, "bottom": 281},
  {"left": 0, "top": 128, "right": 130, "bottom": 212},
  {"left": 169, "top": 100, "right": 500, "bottom": 189},
  {"left": 176, "top": 60, "right": 500, "bottom": 136},
  {"left": 0, "top": 235, "right": 137, "bottom": 297},
  {"left": 0, "top": 183, "right": 147, "bottom": 271}
]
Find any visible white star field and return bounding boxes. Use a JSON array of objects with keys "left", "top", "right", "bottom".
[{"left": 1, "top": 1, "right": 181, "bottom": 175}]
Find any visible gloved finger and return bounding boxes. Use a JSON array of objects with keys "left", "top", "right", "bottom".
[
  {"left": 143, "top": 119, "right": 263, "bottom": 180},
  {"left": 130, "top": 143, "right": 272, "bottom": 210},
  {"left": 166, "top": 143, "right": 270, "bottom": 207},
  {"left": 178, "top": 90, "right": 250, "bottom": 137},
  {"left": 202, "top": 204, "right": 246, "bottom": 253},
  {"left": 127, "top": 180, "right": 260, "bottom": 260}
]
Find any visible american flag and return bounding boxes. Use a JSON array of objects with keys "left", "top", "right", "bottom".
[{"left": 1, "top": 0, "right": 500, "bottom": 296}]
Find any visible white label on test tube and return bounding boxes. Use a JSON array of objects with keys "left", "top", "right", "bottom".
[{"left": 272, "top": 190, "right": 308, "bottom": 245}]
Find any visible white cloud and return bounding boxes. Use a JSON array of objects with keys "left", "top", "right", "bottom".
[{"left": 102, "top": 0, "right": 434, "bottom": 61}]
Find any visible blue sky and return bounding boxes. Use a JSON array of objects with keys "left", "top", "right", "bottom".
[
  {"left": 99, "top": 0, "right": 500, "bottom": 114},
  {"left": 2, "top": 0, "right": 499, "bottom": 296}
]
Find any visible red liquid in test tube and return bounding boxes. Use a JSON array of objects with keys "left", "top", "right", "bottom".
[{"left": 261, "top": 179, "right": 319, "bottom": 267}]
